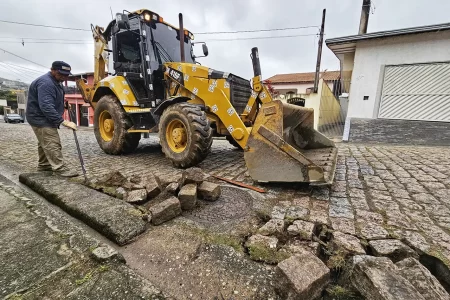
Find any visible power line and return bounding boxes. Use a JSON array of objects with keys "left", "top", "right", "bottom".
[
  {"left": 0, "top": 62, "right": 37, "bottom": 80},
  {"left": 203, "top": 33, "right": 319, "bottom": 42},
  {"left": 0, "top": 62, "right": 34, "bottom": 82},
  {"left": 195, "top": 25, "right": 319, "bottom": 35},
  {"left": 0, "top": 61, "right": 44, "bottom": 74},
  {"left": 0, "top": 33, "right": 319, "bottom": 46},
  {"left": 0, "top": 47, "right": 48, "bottom": 69},
  {"left": 0, "top": 37, "right": 91, "bottom": 42},
  {"left": 0, "top": 19, "right": 90, "bottom": 31},
  {"left": 0, "top": 41, "right": 93, "bottom": 45},
  {"left": 0, "top": 18, "right": 318, "bottom": 35}
]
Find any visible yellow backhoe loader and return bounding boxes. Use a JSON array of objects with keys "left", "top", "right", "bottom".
[{"left": 77, "top": 9, "right": 337, "bottom": 184}]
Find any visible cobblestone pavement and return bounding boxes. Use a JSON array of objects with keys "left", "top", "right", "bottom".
[{"left": 2, "top": 123, "right": 450, "bottom": 265}]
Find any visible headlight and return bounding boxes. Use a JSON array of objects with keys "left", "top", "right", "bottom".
[{"left": 144, "top": 13, "right": 151, "bottom": 21}]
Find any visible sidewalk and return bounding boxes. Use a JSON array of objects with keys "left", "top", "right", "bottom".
[{"left": 0, "top": 174, "right": 166, "bottom": 299}]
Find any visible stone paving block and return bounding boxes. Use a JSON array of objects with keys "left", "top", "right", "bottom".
[
  {"left": 355, "top": 210, "right": 384, "bottom": 224},
  {"left": 19, "top": 173, "right": 147, "bottom": 246},
  {"left": 143, "top": 175, "right": 162, "bottom": 200},
  {"left": 358, "top": 222, "right": 389, "bottom": 240},
  {"left": 330, "top": 217, "right": 356, "bottom": 235},
  {"left": 309, "top": 210, "right": 329, "bottom": 225},
  {"left": 422, "top": 182, "right": 446, "bottom": 190},
  {"left": 258, "top": 219, "right": 285, "bottom": 239},
  {"left": 331, "top": 181, "right": 346, "bottom": 192},
  {"left": 332, "top": 231, "right": 365, "bottom": 255},
  {"left": 348, "top": 255, "right": 426, "bottom": 300},
  {"left": 271, "top": 206, "right": 287, "bottom": 220},
  {"left": 396, "top": 258, "right": 450, "bottom": 300},
  {"left": 125, "top": 189, "right": 148, "bottom": 204},
  {"left": 285, "top": 206, "right": 309, "bottom": 221},
  {"left": 369, "top": 239, "right": 416, "bottom": 262},
  {"left": 149, "top": 197, "right": 182, "bottom": 225},
  {"left": 197, "top": 181, "right": 221, "bottom": 201},
  {"left": 348, "top": 188, "right": 365, "bottom": 198},
  {"left": 311, "top": 200, "right": 328, "bottom": 211},
  {"left": 349, "top": 197, "right": 370, "bottom": 210},
  {"left": 287, "top": 220, "right": 315, "bottom": 240},
  {"left": 178, "top": 184, "right": 197, "bottom": 210},
  {"left": 406, "top": 183, "right": 427, "bottom": 194},
  {"left": 412, "top": 193, "right": 440, "bottom": 204},
  {"left": 275, "top": 251, "right": 330, "bottom": 300},
  {"left": 180, "top": 167, "right": 209, "bottom": 186},
  {"left": 292, "top": 196, "right": 311, "bottom": 208},
  {"left": 311, "top": 187, "right": 330, "bottom": 201},
  {"left": 245, "top": 234, "right": 279, "bottom": 264},
  {"left": 368, "top": 190, "right": 392, "bottom": 201}
]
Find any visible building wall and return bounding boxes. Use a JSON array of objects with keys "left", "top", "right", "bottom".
[
  {"left": 347, "top": 31, "right": 450, "bottom": 119},
  {"left": 272, "top": 81, "right": 335, "bottom": 95}
]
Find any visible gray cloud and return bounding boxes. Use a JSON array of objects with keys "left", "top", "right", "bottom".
[{"left": 0, "top": 0, "right": 449, "bottom": 83}]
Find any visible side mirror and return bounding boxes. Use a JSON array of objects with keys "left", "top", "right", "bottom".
[
  {"left": 116, "top": 13, "right": 130, "bottom": 30},
  {"left": 202, "top": 44, "right": 209, "bottom": 57}
]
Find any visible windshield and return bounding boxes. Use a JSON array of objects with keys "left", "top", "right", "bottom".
[{"left": 148, "top": 23, "right": 194, "bottom": 64}]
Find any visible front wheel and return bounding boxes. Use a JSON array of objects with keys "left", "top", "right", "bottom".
[
  {"left": 94, "top": 95, "right": 141, "bottom": 155},
  {"left": 159, "top": 103, "right": 213, "bottom": 168}
]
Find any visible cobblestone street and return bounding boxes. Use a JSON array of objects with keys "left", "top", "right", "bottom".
[{"left": 2, "top": 122, "right": 450, "bottom": 297}]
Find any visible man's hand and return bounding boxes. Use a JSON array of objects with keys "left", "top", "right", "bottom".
[{"left": 61, "top": 120, "right": 77, "bottom": 130}]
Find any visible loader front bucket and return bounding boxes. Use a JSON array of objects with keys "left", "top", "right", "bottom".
[{"left": 244, "top": 100, "right": 337, "bottom": 185}]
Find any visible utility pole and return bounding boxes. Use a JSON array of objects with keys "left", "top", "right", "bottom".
[
  {"left": 359, "top": 0, "right": 371, "bottom": 34},
  {"left": 313, "top": 9, "right": 326, "bottom": 94}
]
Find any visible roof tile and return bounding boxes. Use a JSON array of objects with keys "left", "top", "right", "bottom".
[{"left": 266, "top": 71, "right": 340, "bottom": 84}]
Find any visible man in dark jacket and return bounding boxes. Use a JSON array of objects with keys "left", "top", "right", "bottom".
[{"left": 26, "top": 61, "right": 78, "bottom": 177}]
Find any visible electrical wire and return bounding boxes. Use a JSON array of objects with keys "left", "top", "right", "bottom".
[
  {"left": 0, "top": 61, "right": 44, "bottom": 74},
  {"left": 0, "top": 33, "right": 319, "bottom": 46},
  {"left": 0, "top": 62, "right": 34, "bottom": 82},
  {"left": 203, "top": 33, "right": 319, "bottom": 42},
  {"left": 0, "top": 19, "right": 90, "bottom": 31},
  {"left": 195, "top": 25, "right": 320, "bottom": 35},
  {"left": 0, "top": 18, "right": 319, "bottom": 35},
  {"left": 0, "top": 47, "right": 48, "bottom": 68},
  {"left": 1, "top": 62, "right": 37, "bottom": 80}
]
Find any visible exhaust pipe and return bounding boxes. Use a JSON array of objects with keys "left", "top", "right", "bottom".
[
  {"left": 251, "top": 47, "right": 261, "bottom": 77},
  {"left": 179, "top": 13, "right": 185, "bottom": 62}
]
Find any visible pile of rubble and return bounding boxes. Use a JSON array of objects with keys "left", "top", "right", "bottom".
[
  {"left": 89, "top": 168, "right": 221, "bottom": 226},
  {"left": 244, "top": 203, "right": 450, "bottom": 299}
]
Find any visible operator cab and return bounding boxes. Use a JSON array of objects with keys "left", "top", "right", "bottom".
[{"left": 105, "top": 10, "right": 206, "bottom": 109}]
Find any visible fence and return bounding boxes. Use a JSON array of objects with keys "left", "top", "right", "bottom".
[{"left": 316, "top": 78, "right": 351, "bottom": 139}]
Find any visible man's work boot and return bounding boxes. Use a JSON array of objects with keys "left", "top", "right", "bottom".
[
  {"left": 37, "top": 165, "right": 52, "bottom": 172},
  {"left": 53, "top": 168, "right": 79, "bottom": 178}
]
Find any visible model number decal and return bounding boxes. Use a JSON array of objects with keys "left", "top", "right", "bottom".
[{"left": 168, "top": 68, "right": 184, "bottom": 85}]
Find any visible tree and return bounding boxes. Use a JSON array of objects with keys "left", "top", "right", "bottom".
[{"left": 263, "top": 79, "right": 279, "bottom": 97}]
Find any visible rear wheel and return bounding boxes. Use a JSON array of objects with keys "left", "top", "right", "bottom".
[
  {"left": 159, "top": 103, "right": 212, "bottom": 168},
  {"left": 94, "top": 94, "right": 140, "bottom": 154},
  {"left": 226, "top": 135, "right": 243, "bottom": 150}
]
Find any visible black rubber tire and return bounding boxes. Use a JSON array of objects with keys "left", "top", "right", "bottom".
[
  {"left": 94, "top": 94, "right": 140, "bottom": 155},
  {"left": 159, "top": 103, "right": 213, "bottom": 168},
  {"left": 226, "top": 135, "right": 243, "bottom": 150}
]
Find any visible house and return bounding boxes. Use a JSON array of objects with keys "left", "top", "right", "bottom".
[
  {"left": 265, "top": 71, "right": 341, "bottom": 101},
  {"left": 16, "top": 91, "right": 28, "bottom": 121},
  {"left": 326, "top": 22, "right": 450, "bottom": 145},
  {"left": 64, "top": 72, "right": 94, "bottom": 127}
]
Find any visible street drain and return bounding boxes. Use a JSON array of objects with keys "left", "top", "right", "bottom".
[{"left": 184, "top": 186, "right": 253, "bottom": 225}]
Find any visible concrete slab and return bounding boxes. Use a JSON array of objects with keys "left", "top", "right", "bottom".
[{"left": 19, "top": 172, "right": 147, "bottom": 245}]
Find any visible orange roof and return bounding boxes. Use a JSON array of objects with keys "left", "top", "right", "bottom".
[{"left": 266, "top": 71, "right": 340, "bottom": 84}]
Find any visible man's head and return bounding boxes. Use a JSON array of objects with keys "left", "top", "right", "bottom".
[{"left": 50, "top": 61, "right": 72, "bottom": 82}]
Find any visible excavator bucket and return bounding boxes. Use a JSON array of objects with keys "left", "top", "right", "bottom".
[{"left": 244, "top": 100, "right": 337, "bottom": 185}]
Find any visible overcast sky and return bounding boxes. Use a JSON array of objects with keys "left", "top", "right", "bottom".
[{"left": 0, "top": 0, "right": 449, "bottom": 84}]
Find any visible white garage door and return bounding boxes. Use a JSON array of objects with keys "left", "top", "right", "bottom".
[{"left": 378, "top": 62, "right": 450, "bottom": 122}]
